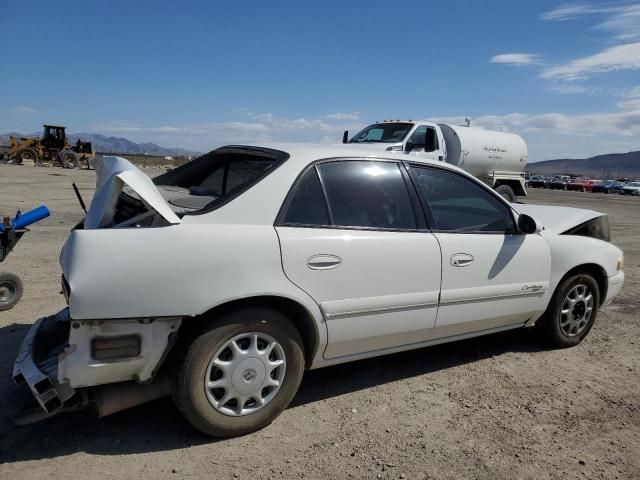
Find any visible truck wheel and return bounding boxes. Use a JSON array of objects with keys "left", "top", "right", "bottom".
[
  {"left": 171, "top": 307, "right": 305, "bottom": 437},
  {"left": 495, "top": 185, "right": 516, "bottom": 203},
  {"left": 13, "top": 147, "right": 38, "bottom": 165},
  {"left": 60, "top": 151, "right": 79, "bottom": 169},
  {"left": 536, "top": 274, "right": 600, "bottom": 348},
  {"left": 0, "top": 272, "right": 23, "bottom": 311}
]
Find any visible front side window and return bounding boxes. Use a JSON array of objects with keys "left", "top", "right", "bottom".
[
  {"left": 409, "top": 166, "right": 515, "bottom": 233},
  {"left": 318, "top": 161, "right": 417, "bottom": 229}
]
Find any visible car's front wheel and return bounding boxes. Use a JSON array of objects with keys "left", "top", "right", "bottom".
[
  {"left": 537, "top": 274, "right": 600, "bottom": 348},
  {"left": 171, "top": 307, "right": 305, "bottom": 437}
]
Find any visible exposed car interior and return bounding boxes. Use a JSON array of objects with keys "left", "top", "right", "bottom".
[{"left": 109, "top": 147, "right": 288, "bottom": 227}]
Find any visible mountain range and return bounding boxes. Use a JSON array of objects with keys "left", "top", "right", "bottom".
[
  {"left": 529, "top": 151, "right": 640, "bottom": 179},
  {"left": 0, "top": 132, "right": 198, "bottom": 156}
]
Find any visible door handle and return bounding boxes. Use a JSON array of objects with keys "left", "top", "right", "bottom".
[
  {"left": 307, "top": 254, "right": 342, "bottom": 270},
  {"left": 450, "top": 253, "right": 474, "bottom": 267}
]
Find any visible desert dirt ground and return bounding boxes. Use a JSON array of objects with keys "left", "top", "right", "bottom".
[{"left": 0, "top": 163, "right": 638, "bottom": 480}]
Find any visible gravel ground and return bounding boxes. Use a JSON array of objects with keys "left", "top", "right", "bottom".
[{"left": 0, "top": 163, "right": 638, "bottom": 480}]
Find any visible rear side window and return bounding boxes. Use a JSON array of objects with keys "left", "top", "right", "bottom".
[
  {"left": 153, "top": 147, "right": 288, "bottom": 215},
  {"left": 318, "top": 161, "right": 417, "bottom": 229},
  {"left": 281, "top": 167, "right": 329, "bottom": 226},
  {"left": 409, "top": 166, "right": 515, "bottom": 233}
]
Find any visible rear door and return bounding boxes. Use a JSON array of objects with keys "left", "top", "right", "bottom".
[
  {"left": 275, "top": 159, "right": 442, "bottom": 359},
  {"left": 407, "top": 164, "right": 551, "bottom": 337}
]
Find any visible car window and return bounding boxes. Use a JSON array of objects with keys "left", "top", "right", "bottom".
[
  {"left": 317, "top": 161, "right": 417, "bottom": 230},
  {"left": 281, "top": 167, "right": 330, "bottom": 226},
  {"left": 409, "top": 166, "right": 516, "bottom": 233}
]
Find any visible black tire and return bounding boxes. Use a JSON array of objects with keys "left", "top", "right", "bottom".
[
  {"left": 13, "top": 147, "right": 38, "bottom": 165},
  {"left": 495, "top": 184, "right": 516, "bottom": 203},
  {"left": 537, "top": 274, "right": 600, "bottom": 348},
  {"left": 60, "top": 151, "right": 79, "bottom": 169},
  {"left": 171, "top": 307, "right": 305, "bottom": 437},
  {"left": 0, "top": 272, "right": 24, "bottom": 311}
]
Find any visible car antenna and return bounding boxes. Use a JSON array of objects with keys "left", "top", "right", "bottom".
[{"left": 72, "top": 183, "right": 87, "bottom": 213}]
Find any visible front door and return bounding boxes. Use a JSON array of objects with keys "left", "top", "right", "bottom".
[
  {"left": 405, "top": 125, "right": 441, "bottom": 161},
  {"left": 407, "top": 164, "right": 551, "bottom": 338},
  {"left": 275, "top": 159, "right": 442, "bottom": 359}
]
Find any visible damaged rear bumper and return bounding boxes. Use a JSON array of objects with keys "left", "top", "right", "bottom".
[
  {"left": 13, "top": 308, "right": 182, "bottom": 419},
  {"left": 12, "top": 310, "right": 76, "bottom": 415}
]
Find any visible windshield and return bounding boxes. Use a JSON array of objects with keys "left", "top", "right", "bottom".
[{"left": 348, "top": 123, "right": 413, "bottom": 143}]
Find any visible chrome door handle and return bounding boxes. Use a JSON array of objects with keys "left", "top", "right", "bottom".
[
  {"left": 307, "top": 254, "right": 342, "bottom": 270},
  {"left": 450, "top": 253, "right": 474, "bottom": 267}
]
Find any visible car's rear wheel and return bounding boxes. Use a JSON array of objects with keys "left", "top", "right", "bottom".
[
  {"left": 171, "top": 307, "right": 305, "bottom": 437},
  {"left": 537, "top": 274, "right": 600, "bottom": 348}
]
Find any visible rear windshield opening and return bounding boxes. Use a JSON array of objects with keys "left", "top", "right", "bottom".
[{"left": 153, "top": 146, "right": 288, "bottom": 216}]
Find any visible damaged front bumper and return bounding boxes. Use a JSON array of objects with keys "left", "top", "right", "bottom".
[
  {"left": 12, "top": 310, "right": 76, "bottom": 415},
  {"left": 13, "top": 308, "right": 182, "bottom": 419}
]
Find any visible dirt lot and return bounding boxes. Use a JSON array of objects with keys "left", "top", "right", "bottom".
[{"left": 0, "top": 163, "right": 638, "bottom": 480}]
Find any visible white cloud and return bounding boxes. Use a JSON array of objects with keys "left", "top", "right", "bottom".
[
  {"left": 323, "top": 112, "right": 360, "bottom": 121},
  {"left": 430, "top": 107, "right": 640, "bottom": 161},
  {"left": 490, "top": 53, "right": 542, "bottom": 65},
  {"left": 6, "top": 105, "right": 39, "bottom": 114},
  {"left": 91, "top": 112, "right": 365, "bottom": 151},
  {"left": 548, "top": 84, "right": 590, "bottom": 94},
  {"left": 542, "top": 3, "right": 640, "bottom": 41},
  {"left": 430, "top": 107, "right": 640, "bottom": 136},
  {"left": 541, "top": 42, "right": 640, "bottom": 80},
  {"left": 89, "top": 105, "right": 640, "bottom": 161},
  {"left": 617, "top": 85, "right": 640, "bottom": 110}
]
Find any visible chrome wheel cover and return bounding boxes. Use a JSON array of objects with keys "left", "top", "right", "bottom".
[
  {"left": 204, "top": 332, "right": 286, "bottom": 416},
  {"left": 559, "top": 284, "right": 593, "bottom": 337}
]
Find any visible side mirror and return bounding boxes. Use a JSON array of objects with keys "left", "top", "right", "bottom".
[
  {"left": 517, "top": 213, "right": 542, "bottom": 234},
  {"left": 425, "top": 127, "right": 437, "bottom": 152},
  {"left": 342, "top": 130, "right": 349, "bottom": 144}
]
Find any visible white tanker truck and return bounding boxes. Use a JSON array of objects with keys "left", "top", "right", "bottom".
[{"left": 342, "top": 120, "right": 528, "bottom": 201}]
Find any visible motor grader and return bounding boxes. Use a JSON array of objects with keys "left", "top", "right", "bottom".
[{"left": 4, "top": 125, "right": 94, "bottom": 168}]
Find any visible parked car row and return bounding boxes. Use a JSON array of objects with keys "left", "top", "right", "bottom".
[{"left": 526, "top": 176, "right": 640, "bottom": 195}]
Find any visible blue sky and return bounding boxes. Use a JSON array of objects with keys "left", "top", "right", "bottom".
[{"left": 1, "top": 0, "right": 639, "bottom": 161}]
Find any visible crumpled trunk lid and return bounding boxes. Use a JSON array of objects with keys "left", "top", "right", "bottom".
[{"left": 85, "top": 156, "right": 181, "bottom": 228}]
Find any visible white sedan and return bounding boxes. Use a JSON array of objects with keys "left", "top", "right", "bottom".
[
  {"left": 13, "top": 144, "right": 624, "bottom": 436},
  {"left": 622, "top": 181, "right": 640, "bottom": 195}
]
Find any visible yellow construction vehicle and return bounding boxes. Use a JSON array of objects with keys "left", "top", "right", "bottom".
[{"left": 5, "top": 125, "right": 94, "bottom": 168}]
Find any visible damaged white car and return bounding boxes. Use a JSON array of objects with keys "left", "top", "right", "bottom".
[{"left": 13, "top": 145, "right": 624, "bottom": 436}]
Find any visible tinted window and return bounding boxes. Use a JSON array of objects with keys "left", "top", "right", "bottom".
[
  {"left": 318, "top": 161, "right": 417, "bottom": 229},
  {"left": 281, "top": 167, "right": 329, "bottom": 226},
  {"left": 410, "top": 166, "right": 515, "bottom": 233}
]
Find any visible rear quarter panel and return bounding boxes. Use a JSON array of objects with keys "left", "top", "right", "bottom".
[{"left": 61, "top": 224, "right": 324, "bottom": 333}]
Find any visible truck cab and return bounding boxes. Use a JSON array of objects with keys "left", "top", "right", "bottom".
[{"left": 347, "top": 121, "right": 445, "bottom": 162}]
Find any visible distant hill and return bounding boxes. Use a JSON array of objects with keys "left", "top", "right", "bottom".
[
  {"left": 530, "top": 151, "right": 640, "bottom": 179},
  {"left": 0, "top": 132, "right": 199, "bottom": 156}
]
